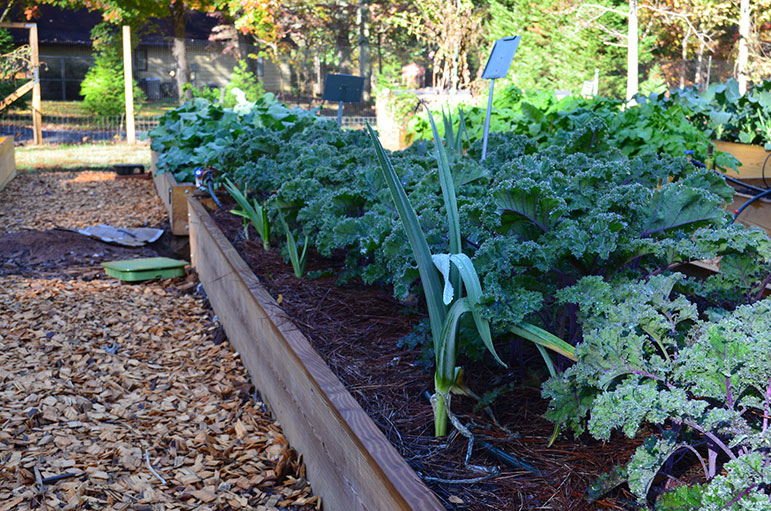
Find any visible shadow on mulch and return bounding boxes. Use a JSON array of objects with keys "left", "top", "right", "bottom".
[
  {"left": 0, "top": 222, "right": 189, "bottom": 278},
  {"left": 212, "top": 208, "right": 643, "bottom": 511}
]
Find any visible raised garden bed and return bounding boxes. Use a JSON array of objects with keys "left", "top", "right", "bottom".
[
  {"left": 0, "top": 136, "right": 16, "bottom": 192},
  {"left": 714, "top": 140, "right": 771, "bottom": 185},
  {"left": 187, "top": 197, "right": 445, "bottom": 511},
  {"left": 187, "top": 195, "right": 649, "bottom": 510},
  {"left": 151, "top": 150, "right": 195, "bottom": 236}
]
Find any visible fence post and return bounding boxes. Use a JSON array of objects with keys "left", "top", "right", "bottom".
[
  {"left": 123, "top": 25, "right": 136, "bottom": 145},
  {"left": 29, "top": 23, "right": 42, "bottom": 144}
]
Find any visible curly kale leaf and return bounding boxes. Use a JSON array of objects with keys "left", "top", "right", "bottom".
[{"left": 640, "top": 183, "right": 726, "bottom": 237}]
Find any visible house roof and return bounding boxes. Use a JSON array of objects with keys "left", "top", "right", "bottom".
[{"left": 5, "top": 5, "right": 222, "bottom": 47}]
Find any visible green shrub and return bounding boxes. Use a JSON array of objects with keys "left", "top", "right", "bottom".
[
  {"left": 80, "top": 45, "right": 144, "bottom": 116},
  {"left": 223, "top": 60, "right": 264, "bottom": 108},
  {"left": 182, "top": 83, "right": 221, "bottom": 103}
]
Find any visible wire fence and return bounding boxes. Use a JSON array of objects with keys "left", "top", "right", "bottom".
[
  {"left": 0, "top": 113, "right": 162, "bottom": 144},
  {"left": 0, "top": 110, "right": 376, "bottom": 144}
]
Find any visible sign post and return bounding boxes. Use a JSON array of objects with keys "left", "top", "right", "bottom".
[
  {"left": 480, "top": 36, "right": 520, "bottom": 161},
  {"left": 322, "top": 74, "right": 365, "bottom": 127}
]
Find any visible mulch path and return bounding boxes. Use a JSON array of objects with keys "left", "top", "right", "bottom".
[
  {"left": 0, "top": 171, "right": 317, "bottom": 511},
  {"left": 0, "top": 171, "right": 166, "bottom": 232},
  {"left": 213, "top": 208, "right": 643, "bottom": 511}
]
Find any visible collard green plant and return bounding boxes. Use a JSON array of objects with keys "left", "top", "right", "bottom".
[
  {"left": 149, "top": 95, "right": 319, "bottom": 182},
  {"left": 408, "top": 85, "right": 735, "bottom": 166},
  {"left": 666, "top": 79, "right": 771, "bottom": 150}
]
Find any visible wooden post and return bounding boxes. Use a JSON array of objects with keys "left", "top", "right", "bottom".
[
  {"left": 28, "top": 23, "right": 42, "bottom": 145},
  {"left": 122, "top": 25, "right": 136, "bottom": 145}
]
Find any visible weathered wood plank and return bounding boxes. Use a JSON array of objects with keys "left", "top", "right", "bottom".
[
  {"left": 187, "top": 197, "right": 443, "bottom": 511},
  {"left": 0, "top": 137, "right": 16, "bottom": 192},
  {"left": 714, "top": 140, "right": 771, "bottom": 180},
  {"left": 151, "top": 150, "right": 195, "bottom": 235},
  {"left": 0, "top": 80, "right": 34, "bottom": 112}
]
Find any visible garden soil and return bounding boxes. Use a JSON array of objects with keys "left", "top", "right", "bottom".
[
  {"left": 213, "top": 206, "right": 645, "bottom": 511},
  {"left": 0, "top": 171, "right": 317, "bottom": 510}
]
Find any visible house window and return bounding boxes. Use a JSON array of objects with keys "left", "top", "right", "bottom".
[
  {"left": 257, "top": 56, "right": 264, "bottom": 77},
  {"left": 135, "top": 49, "right": 148, "bottom": 72}
]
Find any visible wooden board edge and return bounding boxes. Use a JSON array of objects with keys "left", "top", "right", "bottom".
[
  {"left": 187, "top": 197, "right": 444, "bottom": 511},
  {"left": 0, "top": 136, "right": 16, "bottom": 192},
  {"left": 170, "top": 184, "right": 194, "bottom": 235},
  {"left": 150, "top": 151, "right": 195, "bottom": 236}
]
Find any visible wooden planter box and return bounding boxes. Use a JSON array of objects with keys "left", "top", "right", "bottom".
[
  {"left": 728, "top": 190, "right": 771, "bottom": 238},
  {"left": 187, "top": 197, "right": 443, "bottom": 511},
  {"left": 0, "top": 136, "right": 16, "bottom": 192},
  {"left": 150, "top": 150, "right": 196, "bottom": 236},
  {"left": 714, "top": 140, "right": 771, "bottom": 185}
]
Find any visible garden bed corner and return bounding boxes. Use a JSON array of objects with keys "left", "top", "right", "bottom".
[{"left": 0, "top": 136, "right": 16, "bottom": 192}]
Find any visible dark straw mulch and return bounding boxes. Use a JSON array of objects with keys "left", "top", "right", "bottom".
[{"left": 213, "top": 207, "right": 643, "bottom": 510}]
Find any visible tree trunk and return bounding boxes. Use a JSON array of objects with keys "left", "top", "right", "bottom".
[
  {"left": 626, "top": 0, "right": 639, "bottom": 101},
  {"left": 680, "top": 27, "right": 690, "bottom": 89},
  {"left": 377, "top": 32, "right": 382, "bottom": 75},
  {"left": 236, "top": 31, "right": 259, "bottom": 75},
  {"left": 313, "top": 54, "right": 322, "bottom": 96},
  {"left": 0, "top": 0, "right": 16, "bottom": 24},
  {"left": 695, "top": 41, "right": 705, "bottom": 87},
  {"left": 335, "top": 33, "right": 352, "bottom": 74},
  {"left": 737, "top": 0, "right": 750, "bottom": 95},
  {"left": 171, "top": 0, "right": 190, "bottom": 103},
  {"left": 451, "top": 42, "right": 459, "bottom": 91},
  {"left": 357, "top": 0, "right": 371, "bottom": 101}
]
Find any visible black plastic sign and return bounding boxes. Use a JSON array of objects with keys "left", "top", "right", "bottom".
[
  {"left": 322, "top": 74, "right": 365, "bottom": 103},
  {"left": 481, "top": 36, "right": 521, "bottom": 80}
]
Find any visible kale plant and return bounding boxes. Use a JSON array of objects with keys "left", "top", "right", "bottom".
[
  {"left": 544, "top": 275, "right": 771, "bottom": 507},
  {"left": 471, "top": 142, "right": 769, "bottom": 348}
]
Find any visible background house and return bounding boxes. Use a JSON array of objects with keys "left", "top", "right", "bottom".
[{"left": 8, "top": 6, "right": 290, "bottom": 102}]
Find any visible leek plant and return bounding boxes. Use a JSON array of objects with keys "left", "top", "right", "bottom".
[
  {"left": 277, "top": 209, "right": 309, "bottom": 278},
  {"left": 440, "top": 106, "right": 469, "bottom": 162},
  {"left": 367, "top": 115, "right": 575, "bottom": 437},
  {"left": 224, "top": 178, "right": 271, "bottom": 250}
]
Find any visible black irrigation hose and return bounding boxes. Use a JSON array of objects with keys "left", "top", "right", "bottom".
[
  {"left": 688, "top": 157, "right": 771, "bottom": 222},
  {"left": 207, "top": 178, "right": 223, "bottom": 209},
  {"left": 195, "top": 167, "right": 224, "bottom": 209},
  {"left": 732, "top": 188, "right": 771, "bottom": 223},
  {"left": 763, "top": 152, "right": 771, "bottom": 190},
  {"left": 712, "top": 168, "right": 768, "bottom": 194}
]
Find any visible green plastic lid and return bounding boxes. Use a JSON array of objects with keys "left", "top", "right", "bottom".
[{"left": 101, "top": 257, "right": 189, "bottom": 282}]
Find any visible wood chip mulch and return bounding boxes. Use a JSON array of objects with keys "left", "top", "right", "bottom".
[
  {"left": 0, "top": 171, "right": 167, "bottom": 232},
  {"left": 0, "top": 275, "right": 318, "bottom": 511}
]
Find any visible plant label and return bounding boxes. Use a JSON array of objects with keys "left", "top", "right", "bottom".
[{"left": 481, "top": 36, "right": 521, "bottom": 80}]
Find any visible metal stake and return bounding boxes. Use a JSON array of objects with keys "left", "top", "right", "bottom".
[
  {"left": 481, "top": 79, "right": 495, "bottom": 161},
  {"left": 337, "top": 100, "right": 343, "bottom": 127}
]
